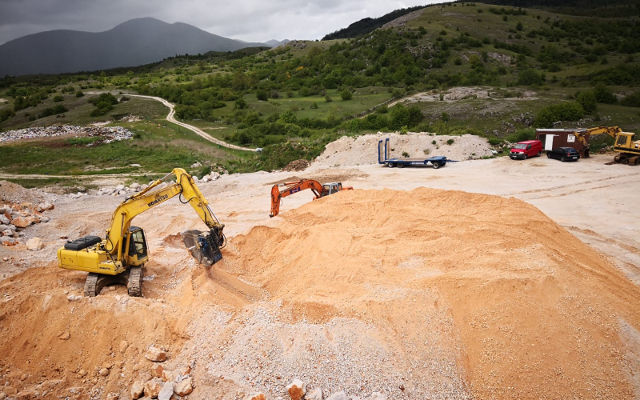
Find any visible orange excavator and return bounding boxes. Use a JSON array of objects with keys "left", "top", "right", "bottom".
[{"left": 270, "top": 179, "right": 353, "bottom": 217}]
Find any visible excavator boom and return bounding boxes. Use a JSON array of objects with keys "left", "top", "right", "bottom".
[{"left": 270, "top": 179, "right": 353, "bottom": 217}]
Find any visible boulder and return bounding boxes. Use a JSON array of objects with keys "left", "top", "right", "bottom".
[
  {"left": 327, "top": 392, "right": 348, "bottom": 400},
  {"left": 115, "top": 184, "right": 125, "bottom": 191},
  {"left": 174, "top": 377, "right": 193, "bottom": 396},
  {"left": 144, "top": 346, "right": 168, "bottom": 362},
  {"left": 26, "top": 237, "right": 44, "bottom": 251},
  {"left": 0, "top": 214, "right": 9, "bottom": 225},
  {"left": 286, "top": 378, "right": 306, "bottom": 400},
  {"left": 130, "top": 381, "right": 145, "bottom": 399},
  {"left": 143, "top": 378, "right": 164, "bottom": 398},
  {"left": 191, "top": 162, "right": 202, "bottom": 168}
]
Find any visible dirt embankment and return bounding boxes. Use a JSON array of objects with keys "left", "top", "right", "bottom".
[{"left": 1, "top": 188, "right": 638, "bottom": 399}]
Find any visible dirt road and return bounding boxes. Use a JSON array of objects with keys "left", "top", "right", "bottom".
[{"left": 125, "top": 94, "right": 259, "bottom": 152}]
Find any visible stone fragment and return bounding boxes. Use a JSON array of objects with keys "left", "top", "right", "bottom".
[
  {"left": 105, "top": 392, "right": 118, "bottom": 400},
  {"left": 119, "top": 340, "right": 129, "bottom": 354},
  {"left": 115, "top": 184, "right": 125, "bottom": 191},
  {"left": 286, "top": 378, "right": 306, "bottom": 400},
  {"left": 246, "top": 394, "right": 266, "bottom": 400},
  {"left": 151, "top": 364, "right": 164, "bottom": 378},
  {"left": 144, "top": 378, "right": 163, "bottom": 398},
  {"left": 11, "top": 217, "right": 30, "bottom": 228},
  {"left": 367, "top": 393, "right": 386, "bottom": 400},
  {"left": 306, "top": 388, "right": 323, "bottom": 400},
  {"left": 99, "top": 368, "right": 110, "bottom": 377},
  {"left": 145, "top": 346, "right": 167, "bottom": 362},
  {"left": 173, "top": 376, "right": 193, "bottom": 396},
  {"left": 58, "top": 331, "right": 70, "bottom": 340},
  {"left": 327, "top": 392, "right": 348, "bottom": 400},
  {"left": 26, "top": 237, "right": 44, "bottom": 251},
  {"left": 67, "top": 294, "right": 82, "bottom": 301},
  {"left": 77, "top": 369, "right": 87, "bottom": 377},
  {"left": 36, "top": 202, "right": 54, "bottom": 212},
  {"left": 161, "top": 368, "right": 176, "bottom": 382},
  {"left": 0, "top": 214, "right": 9, "bottom": 224},
  {"left": 130, "top": 381, "right": 145, "bottom": 399},
  {"left": 158, "top": 381, "right": 174, "bottom": 400}
]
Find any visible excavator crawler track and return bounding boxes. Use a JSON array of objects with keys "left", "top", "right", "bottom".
[
  {"left": 127, "top": 266, "right": 143, "bottom": 297},
  {"left": 83, "top": 268, "right": 142, "bottom": 297}
]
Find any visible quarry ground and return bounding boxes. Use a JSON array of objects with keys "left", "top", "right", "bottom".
[{"left": 0, "top": 137, "right": 639, "bottom": 399}]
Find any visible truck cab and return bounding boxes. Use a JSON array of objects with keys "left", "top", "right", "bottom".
[{"left": 510, "top": 140, "right": 543, "bottom": 160}]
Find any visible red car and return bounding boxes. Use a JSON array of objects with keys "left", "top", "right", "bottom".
[{"left": 509, "top": 140, "right": 543, "bottom": 160}]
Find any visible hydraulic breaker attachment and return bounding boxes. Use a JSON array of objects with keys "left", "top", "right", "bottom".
[{"left": 182, "top": 228, "right": 224, "bottom": 266}]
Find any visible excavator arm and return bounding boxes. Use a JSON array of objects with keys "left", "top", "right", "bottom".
[
  {"left": 105, "top": 168, "right": 224, "bottom": 258},
  {"left": 270, "top": 179, "right": 324, "bottom": 217},
  {"left": 270, "top": 179, "right": 353, "bottom": 217}
]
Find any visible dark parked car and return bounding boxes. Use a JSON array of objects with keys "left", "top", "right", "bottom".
[{"left": 546, "top": 147, "right": 580, "bottom": 162}]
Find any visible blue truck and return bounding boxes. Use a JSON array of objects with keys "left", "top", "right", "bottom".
[{"left": 377, "top": 138, "right": 449, "bottom": 169}]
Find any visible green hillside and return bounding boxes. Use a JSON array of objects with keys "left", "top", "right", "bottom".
[{"left": 1, "top": 1, "right": 640, "bottom": 186}]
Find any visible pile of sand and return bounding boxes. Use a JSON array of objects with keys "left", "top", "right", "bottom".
[
  {"left": 218, "top": 188, "right": 640, "bottom": 398},
  {"left": 1, "top": 188, "right": 638, "bottom": 399},
  {"left": 313, "top": 132, "right": 493, "bottom": 167}
]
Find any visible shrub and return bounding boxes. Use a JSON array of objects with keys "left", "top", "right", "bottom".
[
  {"left": 518, "top": 69, "right": 544, "bottom": 85},
  {"left": 256, "top": 89, "right": 268, "bottom": 101},
  {"left": 340, "top": 88, "right": 352, "bottom": 101},
  {"left": 506, "top": 128, "right": 535, "bottom": 143},
  {"left": 576, "top": 90, "right": 597, "bottom": 113},
  {"left": 0, "top": 108, "right": 14, "bottom": 122},
  {"left": 534, "top": 102, "right": 584, "bottom": 127},
  {"left": 621, "top": 90, "right": 640, "bottom": 107},
  {"left": 446, "top": 138, "right": 455, "bottom": 145},
  {"left": 324, "top": 94, "right": 332, "bottom": 102},
  {"left": 75, "top": 90, "right": 84, "bottom": 97},
  {"left": 593, "top": 85, "right": 616, "bottom": 104},
  {"left": 38, "top": 105, "right": 67, "bottom": 118},
  {"left": 53, "top": 95, "right": 64, "bottom": 102}
]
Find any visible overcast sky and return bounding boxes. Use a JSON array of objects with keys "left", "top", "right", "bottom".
[{"left": 0, "top": 0, "right": 446, "bottom": 45}]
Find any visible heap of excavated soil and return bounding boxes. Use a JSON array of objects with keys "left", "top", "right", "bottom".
[
  {"left": 216, "top": 188, "right": 640, "bottom": 399},
  {"left": 1, "top": 188, "right": 639, "bottom": 399},
  {"left": 313, "top": 132, "right": 493, "bottom": 167}
]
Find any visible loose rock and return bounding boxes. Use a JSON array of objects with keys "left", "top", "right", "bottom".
[
  {"left": 174, "top": 376, "right": 193, "bottom": 396},
  {"left": 306, "top": 387, "right": 323, "bottom": 400},
  {"left": 26, "top": 237, "right": 44, "bottom": 251},
  {"left": 145, "top": 346, "right": 168, "bottom": 362},
  {"left": 98, "top": 368, "right": 110, "bottom": 377},
  {"left": 130, "top": 381, "right": 145, "bottom": 399},
  {"left": 144, "top": 378, "right": 164, "bottom": 398},
  {"left": 158, "top": 381, "right": 174, "bottom": 400},
  {"left": 246, "top": 394, "right": 266, "bottom": 400},
  {"left": 286, "top": 378, "right": 306, "bottom": 400}
]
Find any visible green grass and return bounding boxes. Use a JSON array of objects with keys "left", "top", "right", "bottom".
[{"left": 0, "top": 120, "right": 246, "bottom": 176}]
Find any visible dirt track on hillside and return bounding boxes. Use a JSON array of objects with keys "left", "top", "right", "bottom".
[{"left": 0, "top": 147, "right": 639, "bottom": 399}]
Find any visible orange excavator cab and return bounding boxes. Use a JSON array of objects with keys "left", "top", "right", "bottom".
[{"left": 270, "top": 179, "right": 352, "bottom": 217}]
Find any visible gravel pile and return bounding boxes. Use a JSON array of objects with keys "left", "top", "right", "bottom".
[{"left": 0, "top": 125, "right": 134, "bottom": 144}]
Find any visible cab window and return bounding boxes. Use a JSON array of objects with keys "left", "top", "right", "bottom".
[
  {"left": 128, "top": 230, "right": 147, "bottom": 258},
  {"left": 616, "top": 135, "right": 627, "bottom": 146}
]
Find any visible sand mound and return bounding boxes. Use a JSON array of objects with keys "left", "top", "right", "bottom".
[
  {"left": 314, "top": 132, "right": 493, "bottom": 167},
  {"left": 1, "top": 188, "right": 638, "bottom": 399},
  {"left": 0, "top": 180, "right": 46, "bottom": 204},
  {"left": 219, "top": 188, "right": 640, "bottom": 399}
]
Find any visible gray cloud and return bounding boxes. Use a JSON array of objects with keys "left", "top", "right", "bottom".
[{"left": 0, "top": 0, "right": 443, "bottom": 45}]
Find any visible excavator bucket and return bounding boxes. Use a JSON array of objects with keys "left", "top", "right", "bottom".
[{"left": 181, "top": 228, "right": 224, "bottom": 266}]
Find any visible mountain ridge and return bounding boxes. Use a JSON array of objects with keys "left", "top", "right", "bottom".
[{"left": 0, "top": 17, "right": 269, "bottom": 76}]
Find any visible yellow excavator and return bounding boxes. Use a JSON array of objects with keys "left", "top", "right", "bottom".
[
  {"left": 57, "top": 168, "right": 225, "bottom": 297},
  {"left": 576, "top": 126, "right": 640, "bottom": 165}
]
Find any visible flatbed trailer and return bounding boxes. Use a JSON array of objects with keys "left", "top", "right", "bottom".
[{"left": 377, "top": 138, "right": 449, "bottom": 169}]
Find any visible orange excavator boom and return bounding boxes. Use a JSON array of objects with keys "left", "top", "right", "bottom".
[{"left": 270, "top": 179, "right": 352, "bottom": 217}]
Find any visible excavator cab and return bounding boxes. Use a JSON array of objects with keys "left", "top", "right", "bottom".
[
  {"left": 125, "top": 226, "right": 148, "bottom": 266},
  {"left": 321, "top": 183, "right": 343, "bottom": 197}
]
